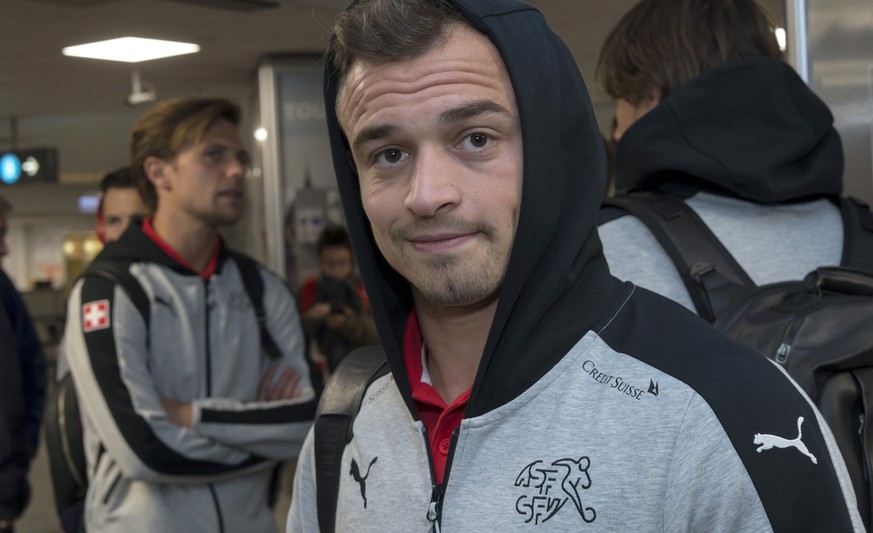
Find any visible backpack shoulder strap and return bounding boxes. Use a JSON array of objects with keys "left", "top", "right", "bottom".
[
  {"left": 852, "top": 367, "right": 873, "bottom": 526},
  {"left": 44, "top": 371, "right": 88, "bottom": 515},
  {"left": 603, "top": 191, "right": 755, "bottom": 321},
  {"left": 227, "top": 251, "right": 283, "bottom": 361},
  {"left": 315, "top": 345, "right": 388, "bottom": 533},
  {"left": 838, "top": 196, "right": 873, "bottom": 270},
  {"left": 596, "top": 203, "right": 628, "bottom": 226},
  {"left": 82, "top": 259, "right": 149, "bottom": 326}
]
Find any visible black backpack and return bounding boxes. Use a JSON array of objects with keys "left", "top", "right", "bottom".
[
  {"left": 602, "top": 191, "right": 873, "bottom": 529},
  {"left": 44, "top": 252, "right": 294, "bottom": 532},
  {"left": 313, "top": 345, "right": 388, "bottom": 533}
]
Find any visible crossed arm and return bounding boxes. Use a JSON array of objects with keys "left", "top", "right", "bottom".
[{"left": 161, "top": 365, "right": 303, "bottom": 428}]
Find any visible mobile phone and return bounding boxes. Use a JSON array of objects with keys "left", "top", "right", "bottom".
[{"left": 319, "top": 277, "right": 350, "bottom": 314}]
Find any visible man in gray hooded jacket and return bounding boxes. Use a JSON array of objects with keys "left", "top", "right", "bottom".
[
  {"left": 287, "top": 0, "right": 863, "bottom": 531},
  {"left": 66, "top": 98, "right": 317, "bottom": 532}
]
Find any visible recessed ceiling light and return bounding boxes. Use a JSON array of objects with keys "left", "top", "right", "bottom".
[{"left": 62, "top": 37, "right": 200, "bottom": 63}]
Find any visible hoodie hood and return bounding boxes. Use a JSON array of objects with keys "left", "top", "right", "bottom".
[
  {"left": 93, "top": 221, "right": 232, "bottom": 277},
  {"left": 614, "top": 57, "right": 844, "bottom": 202},
  {"left": 323, "top": 0, "right": 624, "bottom": 418}
]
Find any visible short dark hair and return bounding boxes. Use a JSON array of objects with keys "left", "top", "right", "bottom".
[
  {"left": 99, "top": 166, "right": 157, "bottom": 214},
  {"left": 597, "top": 0, "right": 782, "bottom": 105},
  {"left": 317, "top": 225, "right": 352, "bottom": 256},
  {"left": 329, "top": 0, "right": 466, "bottom": 86}
]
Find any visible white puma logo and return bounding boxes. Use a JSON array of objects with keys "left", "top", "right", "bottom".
[{"left": 753, "top": 416, "right": 817, "bottom": 464}]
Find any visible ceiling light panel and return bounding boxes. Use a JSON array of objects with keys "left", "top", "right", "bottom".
[{"left": 62, "top": 37, "right": 200, "bottom": 63}]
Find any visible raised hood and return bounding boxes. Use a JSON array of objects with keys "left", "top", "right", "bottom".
[
  {"left": 614, "top": 57, "right": 844, "bottom": 202},
  {"left": 322, "top": 0, "right": 624, "bottom": 418}
]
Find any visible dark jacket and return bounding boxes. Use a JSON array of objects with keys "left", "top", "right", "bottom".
[
  {"left": 0, "top": 268, "right": 46, "bottom": 457},
  {"left": 0, "top": 289, "right": 31, "bottom": 522}
]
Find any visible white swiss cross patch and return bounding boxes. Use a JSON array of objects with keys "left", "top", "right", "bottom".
[{"left": 82, "top": 300, "right": 111, "bottom": 332}]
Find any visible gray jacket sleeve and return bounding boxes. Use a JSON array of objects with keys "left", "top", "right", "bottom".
[{"left": 192, "top": 267, "right": 316, "bottom": 460}]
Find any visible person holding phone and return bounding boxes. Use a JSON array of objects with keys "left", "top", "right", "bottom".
[{"left": 299, "top": 225, "right": 379, "bottom": 373}]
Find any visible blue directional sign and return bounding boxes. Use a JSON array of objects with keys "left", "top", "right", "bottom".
[
  {"left": 0, "top": 153, "right": 21, "bottom": 184},
  {"left": 0, "top": 148, "right": 58, "bottom": 185}
]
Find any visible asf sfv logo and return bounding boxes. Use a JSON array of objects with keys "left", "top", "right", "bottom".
[{"left": 514, "top": 457, "right": 596, "bottom": 525}]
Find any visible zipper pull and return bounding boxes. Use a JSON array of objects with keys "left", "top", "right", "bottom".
[
  {"left": 426, "top": 483, "right": 443, "bottom": 533},
  {"left": 775, "top": 342, "right": 791, "bottom": 365}
]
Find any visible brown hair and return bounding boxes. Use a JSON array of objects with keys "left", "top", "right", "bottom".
[
  {"left": 317, "top": 225, "right": 353, "bottom": 256},
  {"left": 130, "top": 97, "right": 240, "bottom": 179},
  {"left": 329, "top": 0, "right": 466, "bottom": 84},
  {"left": 597, "top": 0, "right": 782, "bottom": 105}
]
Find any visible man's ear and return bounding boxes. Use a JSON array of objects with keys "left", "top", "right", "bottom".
[
  {"left": 143, "top": 156, "right": 171, "bottom": 192},
  {"left": 643, "top": 88, "right": 662, "bottom": 113}
]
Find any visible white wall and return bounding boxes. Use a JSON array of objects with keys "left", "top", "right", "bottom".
[{"left": 1, "top": 183, "right": 96, "bottom": 290}]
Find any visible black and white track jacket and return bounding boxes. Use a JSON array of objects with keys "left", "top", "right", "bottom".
[{"left": 65, "top": 223, "right": 316, "bottom": 532}]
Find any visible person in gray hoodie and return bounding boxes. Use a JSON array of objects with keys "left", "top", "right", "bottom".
[
  {"left": 596, "top": 0, "right": 856, "bottom": 312},
  {"left": 287, "top": 0, "right": 863, "bottom": 531}
]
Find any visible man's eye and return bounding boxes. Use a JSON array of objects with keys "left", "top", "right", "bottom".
[
  {"left": 375, "top": 148, "right": 407, "bottom": 165},
  {"left": 205, "top": 149, "right": 225, "bottom": 162},
  {"left": 469, "top": 133, "right": 489, "bottom": 148},
  {"left": 460, "top": 132, "right": 491, "bottom": 151}
]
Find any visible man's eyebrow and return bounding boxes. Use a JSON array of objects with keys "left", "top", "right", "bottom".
[
  {"left": 439, "top": 100, "right": 512, "bottom": 125},
  {"left": 351, "top": 124, "right": 398, "bottom": 153},
  {"left": 350, "top": 101, "right": 512, "bottom": 153}
]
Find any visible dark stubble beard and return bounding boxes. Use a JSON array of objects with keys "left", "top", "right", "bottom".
[{"left": 389, "top": 216, "right": 505, "bottom": 307}]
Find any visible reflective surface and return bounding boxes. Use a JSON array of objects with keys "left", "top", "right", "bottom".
[{"left": 807, "top": 0, "right": 873, "bottom": 203}]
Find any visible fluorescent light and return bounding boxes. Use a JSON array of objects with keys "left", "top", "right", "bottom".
[
  {"left": 775, "top": 27, "right": 787, "bottom": 52},
  {"left": 63, "top": 37, "right": 200, "bottom": 63}
]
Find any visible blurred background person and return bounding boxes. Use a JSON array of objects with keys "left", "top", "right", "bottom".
[
  {"left": 95, "top": 166, "right": 156, "bottom": 243},
  {"left": 0, "top": 194, "right": 46, "bottom": 533},
  {"left": 596, "top": 0, "right": 853, "bottom": 311},
  {"left": 0, "top": 298, "right": 29, "bottom": 533},
  {"left": 298, "top": 225, "right": 378, "bottom": 373},
  {"left": 55, "top": 166, "right": 157, "bottom": 380},
  {"left": 64, "top": 97, "right": 315, "bottom": 532}
]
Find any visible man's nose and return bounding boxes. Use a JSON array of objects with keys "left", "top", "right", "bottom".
[
  {"left": 226, "top": 155, "right": 247, "bottom": 179},
  {"left": 404, "top": 148, "right": 461, "bottom": 217}
]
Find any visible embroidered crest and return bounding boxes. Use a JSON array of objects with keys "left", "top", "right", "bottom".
[
  {"left": 82, "top": 299, "right": 111, "bottom": 332},
  {"left": 515, "top": 456, "right": 596, "bottom": 525}
]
